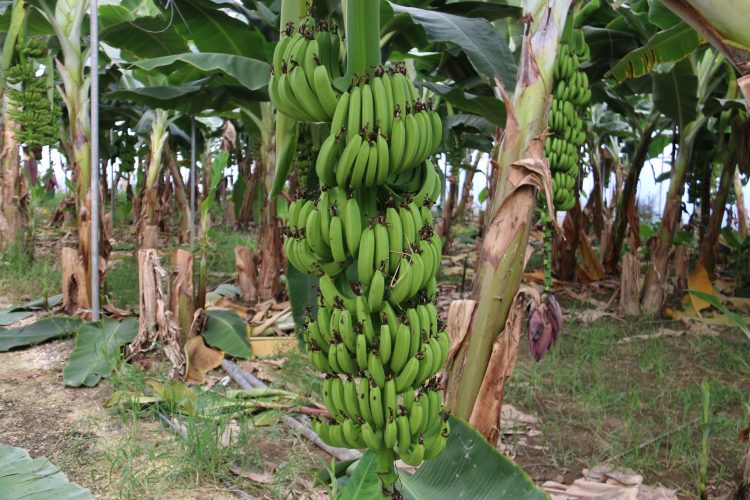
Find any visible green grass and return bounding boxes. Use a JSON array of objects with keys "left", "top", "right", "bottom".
[
  {"left": 504, "top": 311, "right": 750, "bottom": 492},
  {"left": 0, "top": 242, "right": 61, "bottom": 304}
]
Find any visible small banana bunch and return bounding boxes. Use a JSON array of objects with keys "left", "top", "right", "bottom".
[
  {"left": 269, "top": 14, "right": 342, "bottom": 123},
  {"left": 116, "top": 131, "right": 140, "bottom": 173},
  {"left": 6, "top": 37, "right": 62, "bottom": 150},
  {"left": 316, "top": 66, "right": 442, "bottom": 191},
  {"left": 545, "top": 30, "right": 591, "bottom": 212},
  {"left": 16, "top": 37, "right": 48, "bottom": 59},
  {"left": 295, "top": 122, "right": 314, "bottom": 186}
]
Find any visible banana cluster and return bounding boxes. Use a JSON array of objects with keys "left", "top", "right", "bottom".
[
  {"left": 316, "top": 66, "right": 443, "bottom": 191},
  {"left": 545, "top": 30, "right": 591, "bottom": 212},
  {"left": 295, "top": 122, "right": 314, "bottom": 186},
  {"left": 114, "top": 131, "right": 140, "bottom": 173},
  {"left": 16, "top": 37, "right": 48, "bottom": 59},
  {"left": 288, "top": 173, "right": 448, "bottom": 465},
  {"left": 269, "top": 15, "right": 342, "bottom": 123},
  {"left": 5, "top": 38, "right": 62, "bottom": 150}
]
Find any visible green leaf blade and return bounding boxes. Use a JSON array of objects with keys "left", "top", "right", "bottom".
[
  {"left": 203, "top": 309, "right": 253, "bottom": 358},
  {"left": 389, "top": 3, "right": 517, "bottom": 91},
  {"left": 606, "top": 22, "right": 704, "bottom": 83},
  {"left": 0, "top": 317, "right": 83, "bottom": 352}
]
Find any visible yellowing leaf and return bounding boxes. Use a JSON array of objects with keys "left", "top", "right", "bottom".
[
  {"left": 687, "top": 263, "right": 713, "bottom": 312},
  {"left": 185, "top": 335, "right": 224, "bottom": 384}
]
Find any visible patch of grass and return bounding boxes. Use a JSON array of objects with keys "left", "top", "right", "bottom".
[
  {"left": 106, "top": 254, "right": 140, "bottom": 309},
  {"left": 0, "top": 242, "right": 61, "bottom": 304},
  {"left": 505, "top": 317, "right": 750, "bottom": 492}
]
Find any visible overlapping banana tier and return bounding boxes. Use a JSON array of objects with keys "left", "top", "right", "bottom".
[
  {"left": 314, "top": 67, "right": 442, "bottom": 190},
  {"left": 288, "top": 173, "right": 448, "bottom": 465},
  {"left": 545, "top": 29, "right": 591, "bottom": 212}
]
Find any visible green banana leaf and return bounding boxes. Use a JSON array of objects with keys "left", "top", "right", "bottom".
[
  {"left": 435, "top": 2, "right": 521, "bottom": 22},
  {"left": 286, "top": 262, "right": 319, "bottom": 349},
  {"left": 343, "top": 417, "right": 548, "bottom": 500},
  {"left": 416, "top": 81, "right": 506, "bottom": 128},
  {"left": 203, "top": 309, "right": 253, "bottom": 358},
  {"left": 0, "top": 312, "right": 33, "bottom": 326},
  {"left": 687, "top": 290, "right": 750, "bottom": 342},
  {"left": 605, "top": 22, "right": 704, "bottom": 82},
  {"left": 399, "top": 416, "right": 547, "bottom": 499},
  {"left": 0, "top": 444, "right": 94, "bottom": 500},
  {"left": 99, "top": 16, "right": 188, "bottom": 60},
  {"left": 0, "top": 317, "right": 83, "bottom": 352},
  {"left": 387, "top": 3, "right": 517, "bottom": 91},
  {"left": 130, "top": 53, "right": 270, "bottom": 91},
  {"left": 206, "top": 283, "right": 242, "bottom": 303},
  {"left": 157, "top": 0, "right": 267, "bottom": 61},
  {"left": 652, "top": 57, "right": 698, "bottom": 128},
  {"left": 648, "top": 0, "right": 682, "bottom": 30},
  {"left": 63, "top": 317, "right": 139, "bottom": 387},
  {"left": 0, "top": 6, "right": 53, "bottom": 35},
  {"left": 338, "top": 450, "right": 379, "bottom": 500},
  {"left": 442, "top": 114, "right": 495, "bottom": 145}
]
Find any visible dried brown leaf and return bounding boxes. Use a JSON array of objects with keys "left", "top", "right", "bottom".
[{"left": 184, "top": 335, "right": 224, "bottom": 384}]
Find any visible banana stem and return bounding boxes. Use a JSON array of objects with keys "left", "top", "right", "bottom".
[
  {"left": 375, "top": 447, "right": 397, "bottom": 498},
  {"left": 337, "top": 0, "right": 381, "bottom": 89}
]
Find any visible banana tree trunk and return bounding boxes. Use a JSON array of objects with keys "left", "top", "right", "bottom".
[
  {"left": 553, "top": 198, "right": 580, "bottom": 280},
  {"left": 590, "top": 147, "right": 604, "bottom": 240},
  {"left": 699, "top": 120, "right": 743, "bottom": 276},
  {"left": 604, "top": 114, "right": 658, "bottom": 274},
  {"left": 441, "top": 170, "right": 459, "bottom": 253},
  {"left": 698, "top": 155, "right": 712, "bottom": 241},
  {"left": 735, "top": 167, "right": 749, "bottom": 240},
  {"left": 640, "top": 123, "right": 703, "bottom": 313},
  {"left": 455, "top": 162, "right": 477, "bottom": 220},
  {"left": 699, "top": 159, "right": 733, "bottom": 276},
  {"left": 167, "top": 148, "right": 190, "bottom": 243},
  {"left": 445, "top": 0, "right": 573, "bottom": 421}
]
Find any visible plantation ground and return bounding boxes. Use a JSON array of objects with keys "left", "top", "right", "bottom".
[{"left": 0, "top": 199, "right": 748, "bottom": 499}]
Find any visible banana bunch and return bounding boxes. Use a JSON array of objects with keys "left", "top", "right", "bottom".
[
  {"left": 6, "top": 38, "right": 62, "bottom": 150},
  {"left": 288, "top": 175, "right": 448, "bottom": 465},
  {"left": 115, "top": 131, "right": 140, "bottom": 173},
  {"left": 295, "top": 122, "right": 314, "bottom": 186},
  {"left": 16, "top": 37, "right": 48, "bottom": 59},
  {"left": 545, "top": 30, "right": 591, "bottom": 212},
  {"left": 269, "top": 13, "right": 342, "bottom": 123},
  {"left": 315, "top": 65, "right": 442, "bottom": 191}
]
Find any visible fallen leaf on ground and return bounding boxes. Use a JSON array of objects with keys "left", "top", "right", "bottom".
[
  {"left": 264, "top": 358, "right": 287, "bottom": 369},
  {"left": 230, "top": 464, "right": 275, "bottom": 484},
  {"left": 687, "top": 263, "right": 713, "bottom": 312},
  {"left": 618, "top": 329, "right": 685, "bottom": 344},
  {"left": 184, "top": 335, "right": 224, "bottom": 384},
  {"left": 573, "top": 309, "right": 625, "bottom": 323},
  {"left": 500, "top": 404, "right": 539, "bottom": 427}
]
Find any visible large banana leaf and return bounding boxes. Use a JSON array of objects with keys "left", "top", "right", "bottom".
[
  {"left": 99, "top": 16, "right": 189, "bottom": 60},
  {"left": 435, "top": 2, "right": 521, "bottom": 22},
  {"left": 0, "top": 444, "right": 94, "bottom": 500},
  {"left": 399, "top": 416, "right": 547, "bottom": 499},
  {"left": 203, "top": 309, "right": 253, "bottom": 358},
  {"left": 286, "top": 262, "right": 319, "bottom": 348},
  {"left": 0, "top": 317, "right": 83, "bottom": 351},
  {"left": 605, "top": 22, "right": 704, "bottom": 82},
  {"left": 130, "top": 53, "right": 270, "bottom": 91},
  {"left": 344, "top": 417, "right": 547, "bottom": 500},
  {"left": 416, "top": 81, "right": 506, "bottom": 128},
  {"left": 442, "top": 114, "right": 495, "bottom": 144},
  {"left": 158, "top": 0, "right": 267, "bottom": 61},
  {"left": 63, "top": 318, "right": 139, "bottom": 387},
  {"left": 387, "top": 3, "right": 517, "bottom": 91},
  {"left": 107, "top": 79, "right": 268, "bottom": 115},
  {"left": 338, "top": 450, "right": 379, "bottom": 500},
  {"left": 0, "top": 6, "right": 53, "bottom": 35},
  {"left": 647, "top": 0, "right": 682, "bottom": 29},
  {"left": 652, "top": 57, "right": 698, "bottom": 128}
]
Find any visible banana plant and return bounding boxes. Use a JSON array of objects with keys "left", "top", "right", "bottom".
[
  {"left": 142, "top": 108, "right": 179, "bottom": 231},
  {"left": 640, "top": 49, "right": 741, "bottom": 313},
  {"left": 197, "top": 151, "right": 229, "bottom": 309}
]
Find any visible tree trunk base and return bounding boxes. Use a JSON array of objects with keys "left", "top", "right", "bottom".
[
  {"left": 169, "top": 249, "right": 195, "bottom": 347},
  {"left": 619, "top": 253, "right": 641, "bottom": 316},
  {"left": 224, "top": 202, "right": 236, "bottom": 227},
  {"left": 235, "top": 246, "right": 259, "bottom": 303},
  {"left": 131, "top": 249, "right": 185, "bottom": 378},
  {"left": 61, "top": 247, "right": 90, "bottom": 314},
  {"left": 143, "top": 225, "right": 159, "bottom": 249}
]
